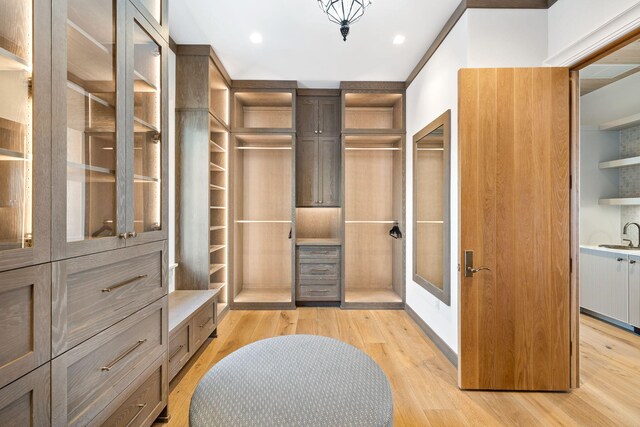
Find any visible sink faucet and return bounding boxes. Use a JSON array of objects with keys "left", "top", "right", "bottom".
[{"left": 623, "top": 222, "right": 640, "bottom": 248}]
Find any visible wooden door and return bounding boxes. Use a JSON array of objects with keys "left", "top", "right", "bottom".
[
  {"left": 296, "top": 137, "right": 318, "bottom": 207},
  {"left": 319, "top": 97, "right": 341, "bottom": 137},
  {"left": 318, "top": 137, "right": 341, "bottom": 206},
  {"left": 459, "top": 68, "right": 571, "bottom": 391},
  {"left": 296, "top": 97, "right": 319, "bottom": 137}
]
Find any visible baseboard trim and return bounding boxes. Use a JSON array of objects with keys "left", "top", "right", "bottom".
[{"left": 405, "top": 305, "right": 458, "bottom": 368}]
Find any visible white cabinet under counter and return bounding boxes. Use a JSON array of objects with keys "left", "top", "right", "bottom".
[{"left": 580, "top": 246, "right": 640, "bottom": 330}]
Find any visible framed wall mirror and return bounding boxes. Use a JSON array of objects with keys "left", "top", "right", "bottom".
[{"left": 413, "top": 110, "right": 451, "bottom": 305}]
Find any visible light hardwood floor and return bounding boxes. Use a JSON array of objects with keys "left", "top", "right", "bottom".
[{"left": 162, "top": 309, "right": 640, "bottom": 426}]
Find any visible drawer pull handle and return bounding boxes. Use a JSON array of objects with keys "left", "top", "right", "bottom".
[
  {"left": 310, "top": 268, "right": 331, "bottom": 273},
  {"left": 102, "top": 275, "right": 148, "bottom": 293},
  {"left": 101, "top": 339, "right": 147, "bottom": 372},
  {"left": 307, "top": 290, "right": 329, "bottom": 294},
  {"left": 199, "top": 317, "right": 213, "bottom": 328},
  {"left": 309, "top": 251, "right": 330, "bottom": 255},
  {"left": 631, "top": 260, "right": 637, "bottom": 264},
  {"left": 125, "top": 403, "right": 147, "bottom": 427},
  {"left": 169, "top": 344, "right": 185, "bottom": 361}
]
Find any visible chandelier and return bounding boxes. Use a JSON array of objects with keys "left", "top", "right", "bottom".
[{"left": 317, "top": 0, "right": 372, "bottom": 42}]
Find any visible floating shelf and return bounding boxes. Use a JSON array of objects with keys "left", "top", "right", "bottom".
[
  {"left": 599, "top": 198, "right": 640, "bottom": 206},
  {"left": 599, "top": 113, "right": 640, "bottom": 131},
  {"left": 0, "top": 45, "right": 30, "bottom": 71},
  {"left": 0, "top": 148, "right": 29, "bottom": 161},
  {"left": 599, "top": 156, "right": 640, "bottom": 169}
]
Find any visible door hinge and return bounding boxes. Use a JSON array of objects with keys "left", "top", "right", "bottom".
[
  {"left": 569, "top": 175, "right": 572, "bottom": 189},
  {"left": 570, "top": 258, "right": 573, "bottom": 273}
]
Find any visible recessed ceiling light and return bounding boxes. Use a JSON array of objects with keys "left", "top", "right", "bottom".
[
  {"left": 393, "top": 35, "right": 406, "bottom": 45},
  {"left": 250, "top": 33, "right": 263, "bottom": 44}
]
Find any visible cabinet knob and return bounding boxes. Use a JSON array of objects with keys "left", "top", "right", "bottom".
[
  {"left": 319, "top": 130, "right": 323, "bottom": 134},
  {"left": 119, "top": 233, "right": 127, "bottom": 239},
  {"left": 617, "top": 258, "right": 625, "bottom": 262},
  {"left": 631, "top": 260, "right": 637, "bottom": 264},
  {"left": 314, "top": 130, "right": 318, "bottom": 134},
  {"left": 128, "top": 231, "right": 138, "bottom": 239}
]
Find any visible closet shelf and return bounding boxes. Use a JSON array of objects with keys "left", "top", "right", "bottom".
[
  {"left": 296, "top": 238, "right": 341, "bottom": 246},
  {"left": 345, "top": 288, "right": 402, "bottom": 304},
  {"left": 235, "top": 220, "right": 291, "bottom": 224},
  {"left": 345, "top": 147, "right": 400, "bottom": 151},
  {"left": 599, "top": 112, "right": 640, "bottom": 131},
  {"left": 0, "top": 45, "right": 30, "bottom": 71},
  {"left": 210, "top": 206, "right": 226, "bottom": 210},
  {"left": 342, "top": 129, "right": 405, "bottom": 136},
  {"left": 210, "top": 184, "right": 226, "bottom": 191},
  {"left": 0, "top": 148, "right": 30, "bottom": 161},
  {"left": 133, "top": 70, "right": 158, "bottom": 93},
  {"left": 209, "top": 245, "right": 226, "bottom": 253},
  {"left": 235, "top": 146, "right": 291, "bottom": 150},
  {"left": 210, "top": 282, "right": 226, "bottom": 291},
  {"left": 209, "top": 111, "right": 229, "bottom": 133},
  {"left": 134, "top": 117, "right": 160, "bottom": 133},
  {"left": 599, "top": 198, "right": 640, "bottom": 206},
  {"left": 599, "top": 156, "right": 640, "bottom": 169},
  {"left": 417, "top": 220, "right": 444, "bottom": 224},
  {"left": 234, "top": 288, "right": 291, "bottom": 303},
  {"left": 67, "top": 161, "right": 115, "bottom": 176},
  {"left": 210, "top": 226, "right": 226, "bottom": 231},
  {"left": 209, "top": 264, "right": 225, "bottom": 275},
  {"left": 209, "top": 140, "right": 226, "bottom": 153},
  {"left": 345, "top": 220, "right": 398, "bottom": 224},
  {"left": 209, "top": 162, "right": 226, "bottom": 172},
  {"left": 133, "top": 174, "right": 160, "bottom": 183}
]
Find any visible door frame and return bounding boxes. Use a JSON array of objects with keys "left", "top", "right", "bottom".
[{"left": 566, "top": 27, "right": 640, "bottom": 389}]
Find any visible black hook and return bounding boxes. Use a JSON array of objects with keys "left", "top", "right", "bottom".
[{"left": 389, "top": 223, "right": 402, "bottom": 239}]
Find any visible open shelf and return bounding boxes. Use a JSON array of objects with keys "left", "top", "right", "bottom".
[
  {"left": 234, "top": 133, "right": 293, "bottom": 150},
  {"left": 233, "top": 91, "right": 293, "bottom": 131},
  {"left": 345, "top": 288, "right": 402, "bottom": 303},
  {"left": 169, "top": 289, "right": 222, "bottom": 333},
  {"left": 210, "top": 162, "right": 226, "bottom": 172},
  {"left": 235, "top": 220, "right": 291, "bottom": 223},
  {"left": 209, "top": 264, "right": 225, "bottom": 275},
  {"left": 0, "top": 45, "right": 30, "bottom": 71},
  {"left": 209, "top": 61, "right": 229, "bottom": 127},
  {"left": 234, "top": 288, "right": 291, "bottom": 303},
  {"left": 344, "top": 93, "right": 403, "bottom": 132},
  {"left": 210, "top": 184, "right": 226, "bottom": 191},
  {"left": 599, "top": 156, "right": 640, "bottom": 169},
  {"left": 209, "top": 140, "right": 226, "bottom": 153},
  {"left": 599, "top": 198, "right": 640, "bottom": 206},
  {"left": 599, "top": 112, "right": 640, "bottom": 131},
  {"left": 133, "top": 174, "right": 159, "bottom": 183},
  {"left": 296, "top": 238, "right": 341, "bottom": 246},
  {"left": 0, "top": 148, "right": 29, "bottom": 161},
  {"left": 210, "top": 226, "right": 226, "bottom": 231},
  {"left": 209, "top": 245, "right": 225, "bottom": 253}
]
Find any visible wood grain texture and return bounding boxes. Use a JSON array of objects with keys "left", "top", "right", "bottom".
[
  {"left": 458, "top": 68, "right": 571, "bottom": 391},
  {"left": 569, "top": 69, "right": 580, "bottom": 388},
  {"left": 0, "top": 264, "right": 51, "bottom": 389},
  {"left": 159, "top": 310, "right": 640, "bottom": 426},
  {"left": 0, "top": 362, "right": 50, "bottom": 427}
]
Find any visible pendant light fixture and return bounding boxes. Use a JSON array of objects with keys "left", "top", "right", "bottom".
[{"left": 317, "top": 0, "right": 372, "bottom": 41}]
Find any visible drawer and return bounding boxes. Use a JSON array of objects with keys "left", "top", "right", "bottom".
[
  {"left": 0, "top": 363, "right": 50, "bottom": 426},
  {"left": 299, "top": 263, "right": 339, "bottom": 279},
  {"left": 298, "top": 283, "right": 340, "bottom": 301},
  {"left": 52, "top": 241, "right": 167, "bottom": 357},
  {"left": 0, "top": 265, "right": 50, "bottom": 389},
  {"left": 192, "top": 302, "right": 216, "bottom": 351},
  {"left": 52, "top": 298, "right": 167, "bottom": 427},
  {"left": 100, "top": 358, "right": 165, "bottom": 427},
  {"left": 168, "top": 322, "right": 191, "bottom": 381},
  {"left": 298, "top": 246, "right": 340, "bottom": 260}
]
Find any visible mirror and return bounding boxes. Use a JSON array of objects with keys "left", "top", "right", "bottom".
[{"left": 413, "top": 110, "right": 451, "bottom": 305}]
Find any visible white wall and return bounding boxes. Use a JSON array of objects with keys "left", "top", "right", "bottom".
[
  {"left": 581, "top": 72, "right": 640, "bottom": 126},
  {"left": 405, "top": 9, "right": 548, "bottom": 354},
  {"left": 579, "top": 128, "right": 621, "bottom": 245},
  {"left": 547, "top": 0, "right": 640, "bottom": 66}
]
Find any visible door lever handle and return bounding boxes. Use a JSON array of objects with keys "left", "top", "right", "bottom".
[{"left": 464, "top": 250, "right": 491, "bottom": 277}]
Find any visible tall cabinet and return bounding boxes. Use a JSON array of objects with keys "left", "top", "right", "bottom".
[{"left": 0, "top": 0, "right": 170, "bottom": 425}]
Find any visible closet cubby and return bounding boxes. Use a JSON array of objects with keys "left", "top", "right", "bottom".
[
  {"left": 343, "top": 92, "right": 404, "bottom": 133},
  {"left": 343, "top": 132, "right": 404, "bottom": 306},
  {"left": 232, "top": 91, "right": 294, "bottom": 131},
  {"left": 231, "top": 132, "right": 295, "bottom": 307},
  {"left": 296, "top": 208, "right": 341, "bottom": 245},
  {"left": 176, "top": 46, "right": 230, "bottom": 315}
]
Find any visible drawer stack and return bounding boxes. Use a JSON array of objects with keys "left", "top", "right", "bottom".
[{"left": 296, "top": 246, "right": 341, "bottom": 302}]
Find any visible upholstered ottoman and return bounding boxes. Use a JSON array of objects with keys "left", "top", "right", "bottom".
[{"left": 190, "top": 335, "right": 393, "bottom": 426}]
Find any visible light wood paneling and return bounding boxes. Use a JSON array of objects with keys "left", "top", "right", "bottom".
[
  {"left": 345, "top": 150, "right": 398, "bottom": 221},
  {"left": 296, "top": 208, "right": 341, "bottom": 239},
  {"left": 459, "top": 68, "right": 571, "bottom": 391},
  {"left": 162, "top": 310, "right": 640, "bottom": 426},
  {"left": 345, "top": 223, "right": 398, "bottom": 290}
]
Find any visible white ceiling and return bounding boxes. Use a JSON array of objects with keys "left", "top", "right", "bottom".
[{"left": 169, "top": 0, "right": 461, "bottom": 88}]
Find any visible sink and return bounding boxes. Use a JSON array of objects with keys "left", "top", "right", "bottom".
[{"left": 599, "top": 244, "right": 639, "bottom": 250}]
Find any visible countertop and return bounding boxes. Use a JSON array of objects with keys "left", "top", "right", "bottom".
[{"left": 580, "top": 245, "right": 640, "bottom": 257}]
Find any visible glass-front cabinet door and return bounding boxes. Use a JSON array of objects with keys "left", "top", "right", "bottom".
[
  {"left": 0, "top": 0, "right": 51, "bottom": 272},
  {"left": 52, "top": 0, "right": 126, "bottom": 260},
  {"left": 129, "top": 0, "right": 167, "bottom": 40},
  {"left": 125, "top": 2, "right": 167, "bottom": 246}
]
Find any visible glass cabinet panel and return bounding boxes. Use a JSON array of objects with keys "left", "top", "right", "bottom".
[
  {"left": 0, "top": 0, "right": 33, "bottom": 251},
  {"left": 132, "top": 22, "right": 161, "bottom": 234},
  {"left": 137, "top": 0, "right": 161, "bottom": 24},
  {"left": 65, "top": 0, "right": 118, "bottom": 243}
]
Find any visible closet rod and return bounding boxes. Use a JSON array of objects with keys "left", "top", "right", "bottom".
[
  {"left": 235, "top": 146, "right": 292, "bottom": 150},
  {"left": 345, "top": 220, "right": 398, "bottom": 224}
]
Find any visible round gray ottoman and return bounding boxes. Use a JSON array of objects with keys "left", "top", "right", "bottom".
[{"left": 190, "top": 335, "right": 393, "bottom": 427}]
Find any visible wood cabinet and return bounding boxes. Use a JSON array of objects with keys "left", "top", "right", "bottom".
[
  {"left": 52, "top": 0, "right": 168, "bottom": 260},
  {"left": 629, "top": 255, "right": 639, "bottom": 328},
  {"left": 296, "top": 245, "right": 341, "bottom": 302},
  {"left": 0, "top": 265, "right": 51, "bottom": 389},
  {"left": 0, "top": 363, "right": 50, "bottom": 426},
  {"left": 580, "top": 248, "right": 630, "bottom": 323},
  {"left": 0, "top": 0, "right": 51, "bottom": 273},
  {"left": 296, "top": 96, "right": 341, "bottom": 207}
]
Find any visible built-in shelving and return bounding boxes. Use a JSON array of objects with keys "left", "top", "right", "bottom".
[
  {"left": 232, "top": 91, "right": 294, "bottom": 132},
  {"left": 343, "top": 92, "right": 404, "bottom": 133},
  {"left": 0, "top": 148, "right": 29, "bottom": 161},
  {"left": 599, "top": 112, "right": 640, "bottom": 131},
  {"left": 599, "top": 156, "right": 640, "bottom": 169},
  {"left": 599, "top": 198, "right": 640, "bottom": 206},
  {"left": 0, "top": 45, "right": 30, "bottom": 71}
]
